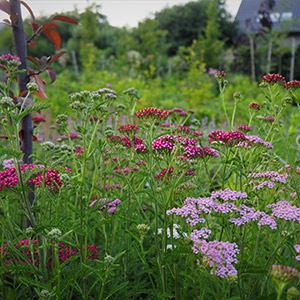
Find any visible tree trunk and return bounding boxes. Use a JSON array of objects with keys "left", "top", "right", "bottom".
[
  {"left": 10, "top": 0, "right": 33, "bottom": 165},
  {"left": 266, "top": 39, "right": 272, "bottom": 74},
  {"left": 290, "top": 37, "right": 296, "bottom": 81}
]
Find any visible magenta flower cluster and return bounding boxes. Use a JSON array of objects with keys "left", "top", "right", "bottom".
[
  {"left": 262, "top": 73, "right": 286, "bottom": 84},
  {"left": 0, "top": 164, "right": 71, "bottom": 191},
  {"left": 183, "top": 145, "right": 219, "bottom": 159},
  {"left": 135, "top": 108, "right": 170, "bottom": 120},
  {"left": 118, "top": 124, "right": 140, "bottom": 134},
  {"left": 284, "top": 80, "right": 300, "bottom": 90},
  {"left": 237, "top": 125, "right": 252, "bottom": 133},
  {"left": 0, "top": 239, "right": 99, "bottom": 269},
  {"left": 208, "top": 130, "right": 247, "bottom": 146},
  {"left": 249, "top": 102, "right": 261, "bottom": 111}
]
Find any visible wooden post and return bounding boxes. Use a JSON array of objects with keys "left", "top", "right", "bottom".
[
  {"left": 10, "top": 0, "right": 33, "bottom": 165},
  {"left": 290, "top": 37, "right": 296, "bottom": 81}
]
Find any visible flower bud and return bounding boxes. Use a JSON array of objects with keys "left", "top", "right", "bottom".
[
  {"left": 26, "top": 82, "right": 39, "bottom": 92},
  {"left": 137, "top": 224, "right": 150, "bottom": 237},
  {"left": 48, "top": 228, "right": 62, "bottom": 240}
]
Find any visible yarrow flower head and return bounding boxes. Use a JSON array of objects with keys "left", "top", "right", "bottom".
[
  {"left": 0, "top": 54, "right": 21, "bottom": 70},
  {"left": 215, "top": 71, "right": 227, "bottom": 80},
  {"left": 284, "top": 80, "right": 300, "bottom": 90},
  {"left": 271, "top": 265, "right": 300, "bottom": 282},
  {"left": 249, "top": 102, "right": 261, "bottom": 111},
  {"left": 89, "top": 198, "right": 122, "bottom": 214},
  {"left": 0, "top": 239, "right": 99, "bottom": 269},
  {"left": 135, "top": 108, "right": 170, "bottom": 121},
  {"left": 118, "top": 124, "right": 139, "bottom": 135},
  {"left": 261, "top": 73, "right": 286, "bottom": 85},
  {"left": 0, "top": 164, "right": 71, "bottom": 192},
  {"left": 208, "top": 130, "right": 247, "bottom": 147},
  {"left": 237, "top": 125, "right": 252, "bottom": 133}
]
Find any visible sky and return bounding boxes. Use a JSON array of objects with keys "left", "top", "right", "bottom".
[{"left": 0, "top": 0, "right": 242, "bottom": 28}]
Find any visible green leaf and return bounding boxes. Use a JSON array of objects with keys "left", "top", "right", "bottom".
[{"left": 0, "top": 147, "right": 23, "bottom": 160}]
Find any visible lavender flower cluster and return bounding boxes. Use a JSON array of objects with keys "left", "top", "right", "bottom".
[
  {"left": 89, "top": 198, "right": 122, "bottom": 214},
  {"left": 191, "top": 229, "right": 239, "bottom": 278},
  {"left": 246, "top": 171, "right": 288, "bottom": 190},
  {"left": 166, "top": 189, "right": 277, "bottom": 229},
  {"left": 238, "top": 135, "right": 274, "bottom": 149}
]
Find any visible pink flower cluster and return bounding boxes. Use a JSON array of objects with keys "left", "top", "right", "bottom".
[
  {"left": 167, "top": 189, "right": 277, "bottom": 229},
  {"left": 183, "top": 145, "right": 219, "bottom": 159},
  {"left": 97, "top": 88, "right": 116, "bottom": 94},
  {"left": 215, "top": 71, "right": 228, "bottom": 79},
  {"left": 0, "top": 164, "right": 71, "bottom": 191},
  {"left": 271, "top": 265, "right": 300, "bottom": 281},
  {"left": 262, "top": 117, "right": 275, "bottom": 122},
  {"left": 284, "top": 80, "right": 300, "bottom": 90},
  {"left": 161, "top": 124, "right": 203, "bottom": 138},
  {"left": 118, "top": 124, "right": 139, "bottom": 134},
  {"left": 267, "top": 201, "right": 300, "bottom": 223},
  {"left": 60, "top": 132, "right": 80, "bottom": 140},
  {"left": 135, "top": 108, "right": 170, "bottom": 120},
  {"left": 238, "top": 135, "right": 273, "bottom": 149},
  {"left": 90, "top": 198, "right": 122, "bottom": 214},
  {"left": 169, "top": 107, "right": 188, "bottom": 116},
  {"left": 0, "top": 239, "right": 99, "bottom": 268},
  {"left": 208, "top": 130, "right": 247, "bottom": 146},
  {"left": 191, "top": 230, "right": 239, "bottom": 278},
  {"left": 294, "top": 245, "right": 300, "bottom": 261},
  {"left": 262, "top": 73, "right": 286, "bottom": 84},
  {"left": 108, "top": 135, "right": 144, "bottom": 149},
  {"left": 249, "top": 102, "right": 261, "bottom": 111},
  {"left": 237, "top": 125, "right": 252, "bottom": 133},
  {"left": 246, "top": 171, "right": 288, "bottom": 190}
]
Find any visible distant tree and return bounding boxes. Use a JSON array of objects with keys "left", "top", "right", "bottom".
[
  {"left": 155, "top": 0, "right": 237, "bottom": 55},
  {"left": 196, "top": 0, "right": 224, "bottom": 69}
]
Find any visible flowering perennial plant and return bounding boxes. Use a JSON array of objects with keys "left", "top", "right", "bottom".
[
  {"left": 0, "top": 239, "right": 99, "bottom": 269},
  {"left": 208, "top": 130, "right": 247, "bottom": 146},
  {"left": 135, "top": 107, "right": 170, "bottom": 120},
  {"left": 0, "top": 164, "right": 71, "bottom": 191},
  {"left": 249, "top": 102, "right": 261, "bottom": 110},
  {"left": 261, "top": 73, "right": 286, "bottom": 85}
]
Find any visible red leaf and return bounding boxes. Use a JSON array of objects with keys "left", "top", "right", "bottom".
[
  {"left": 32, "top": 75, "right": 48, "bottom": 99},
  {"left": 26, "top": 56, "right": 39, "bottom": 66},
  {"left": 20, "top": 0, "right": 35, "bottom": 20},
  {"left": 28, "top": 40, "right": 36, "bottom": 47},
  {"left": 0, "top": 0, "right": 10, "bottom": 15},
  {"left": 48, "top": 50, "right": 67, "bottom": 65},
  {"left": 42, "top": 22, "right": 59, "bottom": 30},
  {"left": 42, "top": 26, "right": 61, "bottom": 50},
  {"left": 30, "top": 20, "right": 39, "bottom": 32},
  {"left": 33, "top": 135, "right": 38, "bottom": 141},
  {"left": 45, "top": 68, "right": 56, "bottom": 84},
  {"left": 19, "top": 90, "right": 28, "bottom": 97},
  {"left": 0, "top": 136, "right": 8, "bottom": 139},
  {"left": 52, "top": 15, "right": 79, "bottom": 25}
]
